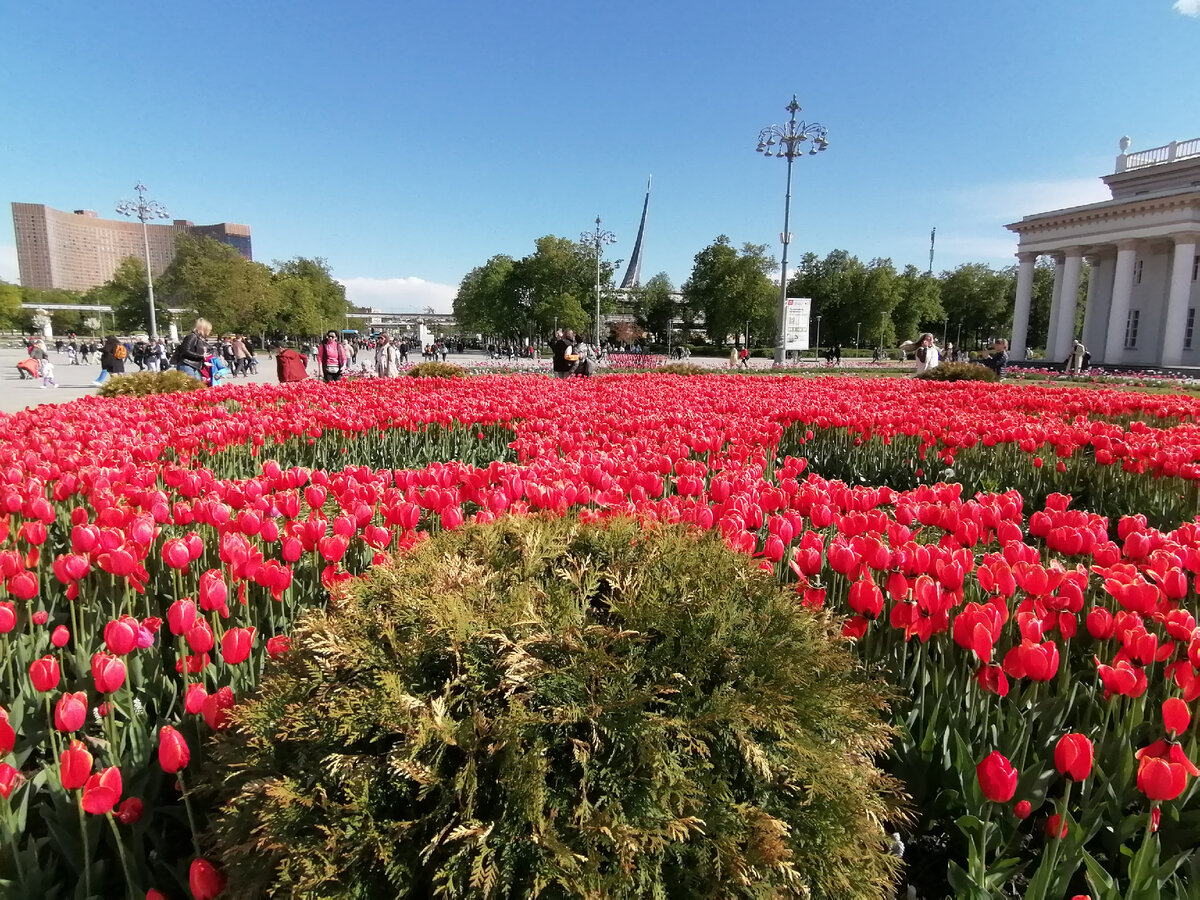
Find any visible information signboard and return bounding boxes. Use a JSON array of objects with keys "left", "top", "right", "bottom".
[{"left": 783, "top": 297, "right": 812, "bottom": 351}]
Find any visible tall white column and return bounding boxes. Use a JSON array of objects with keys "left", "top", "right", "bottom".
[
  {"left": 1160, "top": 234, "right": 1199, "bottom": 367},
  {"left": 1104, "top": 241, "right": 1140, "bottom": 363},
  {"left": 1045, "top": 253, "right": 1066, "bottom": 360},
  {"left": 1010, "top": 252, "right": 1036, "bottom": 359},
  {"left": 1052, "top": 249, "right": 1085, "bottom": 363},
  {"left": 1080, "top": 254, "right": 1101, "bottom": 348}
]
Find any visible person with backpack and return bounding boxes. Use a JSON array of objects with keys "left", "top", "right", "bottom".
[
  {"left": 92, "top": 336, "right": 127, "bottom": 385},
  {"left": 318, "top": 330, "right": 349, "bottom": 382}
]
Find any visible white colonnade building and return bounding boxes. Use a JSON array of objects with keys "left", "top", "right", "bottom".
[{"left": 1007, "top": 138, "right": 1200, "bottom": 367}]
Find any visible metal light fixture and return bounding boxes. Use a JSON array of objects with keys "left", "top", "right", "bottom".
[
  {"left": 756, "top": 95, "right": 830, "bottom": 366},
  {"left": 116, "top": 183, "right": 169, "bottom": 340},
  {"left": 580, "top": 216, "right": 616, "bottom": 349}
]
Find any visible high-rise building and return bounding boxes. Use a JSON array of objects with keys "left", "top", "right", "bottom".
[{"left": 11, "top": 202, "right": 252, "bottom": 291}]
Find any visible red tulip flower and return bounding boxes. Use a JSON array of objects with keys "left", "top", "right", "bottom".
[
  {"left": 103, "top": 615, "right": 140, "bottom": 655},
  {"left": 0, "top": 763, "right": 23, "bottom": 799},
  {"left": 0, "top": 708, "right": 14, "bottom": 754},
  {"left": 977, "top": 751, "right": 1019, "bottom": 803},
  {"left": 7, "top": 571, "right": 38, "bottom": 601},
  {"left": 1014, "top": 800, "right": 1032, "bottom": 819},
  {"left": 185, "top": 683, "right": 208, "bottom": 714},
  {"left": 158, "top": 725, "right": 191, "bottom": 773},
  {"left": 189, "top": 858, "right": 227, "bottom": 900},
  {"left": 116, "top": 796, "right": 144, "bottom": 825},
  {"left": 54, "top": 691, "right": 88, "bottom": 732},
  {"left": 29, "top": 655, "right": 60, "bottom": 692},
  {"left": 51, "top": 625, "right": 70, "bottom": 648},
  {"left": 186, "top": 620, "right": 215, "bottom": 654},
  {"left": 91, "top": 653, "right": 128, "bottom": 694},
  {"left": 60, "top": 740, "right": 93, "bottom": 791},
  {"left": 266, "top": 635, "right": 291, "bottom": 658},
  {"left": 1163, "top": 698, "right": 1191, "bottom": 736},
  {"left": 81, "top": 766, "right": 122, "bottom": 814},
  {"left": 0, "top": 602, "right": 14, "bottom": 633},
  {"left": 221, "top": 627, "right": 255, "bottom": 665},
  {"left": 1136, "top": 739, "right": 1200, "bottom": 801},
  {"left": 1054, "top": 733, "right": 1094, "bottom": 781}
]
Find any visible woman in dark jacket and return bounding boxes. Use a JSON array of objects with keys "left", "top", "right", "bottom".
[
  {"left": 92, "top": 336, "right": 126, "bottom": 386},
  {"left": 174, "top": 318, "right": 212, "bottom": 380}
]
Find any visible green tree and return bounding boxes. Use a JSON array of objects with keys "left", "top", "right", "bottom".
[
  {"left": 0, "top": 280, "right": 23, "bottom": 330},
  {"left": 683, "top": 236, "right": 776, "bottom": 347},
  {"left": 452, "top": 255, "right": 518, "bottom": 337},
  {"left": 162, "top": 234, "right": 279, "bottom": 335},
  {"left": 272, "top": 257, "right": 350, "bottom": 338},
  {"left": 515, "top": 235, "right": 613, "bottom": 339},
  {"left": 86, "top": 257, "right": 171, "bottom": 335},
  {"left": 631, "top": 272, "right": 676, "bottom": 343},
  {"left": 937, "top": 263, "right": 1012, "bottom": 350},
  {"left": 892, "top": 265, "right": 943, "bottom": 347}
]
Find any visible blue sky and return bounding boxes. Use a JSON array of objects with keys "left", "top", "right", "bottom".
[{"left": 3, "top": 1, "right": 1198, "bottom": 312}]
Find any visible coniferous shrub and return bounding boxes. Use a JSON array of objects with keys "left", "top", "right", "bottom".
[
  {"left": 655, "top": 362, "right": 709, "bottom": 376},
  {"left": 97, "top": 369, "right": 205, "bottom": 397},
  {"left": 207, "top": 515, "right": 906, "bottom": 899},
  {"left": 915, "top": 361, "right": 999, "bottom": 383},
  {"left": 407, "top": 361, "right": 467, "bottom": 378}
]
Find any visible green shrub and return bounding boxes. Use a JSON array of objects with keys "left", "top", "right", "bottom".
[
  {"left": 96, "top": 369, "right": 205, "bottom": 397},
  {"left": 207, "top": 515, "right": 906, "bottom": 899},
  {"left": 655, "top": 362, "right": 710, "bottom": 376},
  {"left": 407, "top": 361, "right": 467, "bottom": 378},
  {"left": 915, "top": 361, "right": 998, "bottom": 383}
]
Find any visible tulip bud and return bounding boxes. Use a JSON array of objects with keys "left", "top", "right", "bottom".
[
  {"left": 60, "top": 740, "right": 94, "bottom": 791},
  {"left": 189, "top": 858, "right": 227, "bottom": 900},
  {"left": 54, "top": 691, "right": 88, "bottom": 733},
  {"left": 1163, "top": 697, "right": 1191, "bottom": 736},
  {"left": 29, "top": 655, "right": 61, "bottom": 692},
  {"left": 158, "top": 725, "right": 191, "bottom": 773},
  {"left": 976, "top": 751, "right": 1018, "bottom": 803},
  {"left": 51, "top": 625, "right": 70, "bottom": 648}
]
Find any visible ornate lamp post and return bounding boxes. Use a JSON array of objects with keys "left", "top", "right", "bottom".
[
  {"left": 757, "top": 95, "right": 829, "bottom": 365},
  {"left": 116, "top": 183, "right": 169, "bottom": 340},
  {"left": 581, "top": 216, "right": 616, "bottom": 349},
  {"left": 814, "top": 314, "right": 822, "bottom": 362}
]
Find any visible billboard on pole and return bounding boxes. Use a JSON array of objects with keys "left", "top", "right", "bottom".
[{"left": 783, "top": 297, "right": 812, "bottom": 351}]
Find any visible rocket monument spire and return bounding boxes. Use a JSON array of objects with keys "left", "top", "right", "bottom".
[{"left": 619, "top": 175, "right": 651, "bottom": 290}]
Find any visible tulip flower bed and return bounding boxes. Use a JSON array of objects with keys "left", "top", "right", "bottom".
[{"left": 4, "top": 372, "right": 1200, "bottom": 897}]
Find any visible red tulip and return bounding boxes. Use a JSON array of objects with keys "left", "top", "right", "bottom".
[
  {"left": 1046, "top": 813, "right": 1067, "bottom": 839},
  {"left": 0, "top": 602, "right": 14, "bottom": 633},
  {"left": 54, "top": 691, "right": 88, "bottom": 732},
  {"left": 103, "top": 615, "right": 140, "bottom": 655},
  {"left": 186, "top": 620, "right": 215, "bottom": 654},
  {"left": 0, "top": 708, "right": 14, "bottom": 754},
  {"left": 0, "top": 763, "right": 23, "bottom": 799},
  {"left": 203, "top": 686, "right": 235, "bottom": 731},
  {"left": 51, "top": 625, "right": 70, "bottom": 647},
  {"left": 221, "top": 626, "right": 255, "bottom": 665},
  {"left": 60, "top": 740, "right": 93, "bottom": 790},
  {"left": 1014, "top": 800, "right": 1032, "bottom": 819},
  {"left": 7, "top": 571, "right": 38, "bottom": 600},
  {"left": 1054, "top": 733, "right": 1094, "bottom": 781},
  {"left": 158, "top": 725, "right": 191, "bottom": 773},
  {"left": 189, "top": 858, "right": 226, "bottom": 900},
  {"left": 168, "top": 598, "right": 198, "bottom": 636},
  {"left": 91, "top": 653, "right": 128, "bottom": 693},
  {"left": 198, "top": 569, "right": 229, "bottom": 615},
  {"left": 161, "top": 538, "right": 191, "bottom": 570},
  {"left": 81, "top": 766, "right": 122, "bottom": 814},
  {"left": 185, "top": 683, "right": 208, "bottom": 714},
  {"left": 266, "top": 635, "right": 291, "bottom": 658},
  {"left": 1136, "top": 739, "right": 1200, "bottom": 801},
  {"left": 116, "top": 796, "right": 143, "bottom": 825},
  {"left": 977, "top": 751, "right": 1018, "bottom": 803},
  {"left": 1163, "top": 698, "right": 1191, "bottom": 736},
  {"left": 29, "top": 655, "right": 60, "bottom": 692}
]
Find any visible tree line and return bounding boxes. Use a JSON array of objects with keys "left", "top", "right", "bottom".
[
  {"left": 1, "top": 234, "right": 351, "bottom": 339},
  {"left": 455, "top": 233, "right": 1080, "bottom": 353}
]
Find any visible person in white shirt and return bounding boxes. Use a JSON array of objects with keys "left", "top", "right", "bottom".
[{"left": 914, "top": 332, "right": 940, "bottom": 375}]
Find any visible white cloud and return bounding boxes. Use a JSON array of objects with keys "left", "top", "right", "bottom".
[
  {"left": 1174, "top": 0, "right": 1200, "bottom": 16},
  {"left": 341, "top": 276, "right": 457, "bottom": 314},
  {"left": 0, "top": 245, "right": 18, "bottom": 283}
]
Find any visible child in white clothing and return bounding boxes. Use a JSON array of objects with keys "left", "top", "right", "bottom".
[{"left": 41, "top": 359, "right": 58, "bottom": 388}]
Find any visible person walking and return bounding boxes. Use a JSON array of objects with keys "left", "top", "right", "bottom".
[
  {"left": 173, "top": 318, "right": 212, "bottom": 380},
  {"left": 374, "top": 334, "right": 401, "bottom": 377},
  {"left": 232, "top": 335, "right": 251, "bottom": 376},
  {"left": 93, "top": 336, "right": 126, "bottom": 385},
  {"left": 913, "top": 333, "right": 940, "bottom": 375},
  {"left": 1068, "top": 339, "right": 1087, "bottom": 374},
  {"left": 40, "top": 358, "right": 58, "bottom": 388},
  {"left": 275, "top": 345, "right": 309, "bottom": 383},
  {"left": 318, "top": 330, "right": 348, "bottom": 382}
]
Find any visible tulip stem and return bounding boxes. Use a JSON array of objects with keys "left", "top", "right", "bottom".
[
  {"left": 105, "top": 811, "right": 136, "bottom": 900},
  {"left": 176, "top": 769, "right": 202, "bottom": 859},
  {"left": 78, "top": 793, "right": 93, "bottom": 898}
]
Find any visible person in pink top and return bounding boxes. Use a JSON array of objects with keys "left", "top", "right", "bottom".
[{"left": 317, "top": 330, "right": 348, "bottom": 382}]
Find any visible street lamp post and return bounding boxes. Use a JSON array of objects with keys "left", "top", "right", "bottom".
[
  {"left": 580, "top": 216, "right": 616, "bottom": 350},
  {"left": 814, "top": 314, "right": 822, "bottom": 363},
  {"left": 756, "top": 95, "right": 829, "bottom": 366},
  {"left": 856, "top": 321, "right": 861, "bottom": 349},
  {"left": 116, "top": 183, "right": 170, "bottom": 340},
  {"left": 943, "top": 317, "right": 949, "bottom": 346}
]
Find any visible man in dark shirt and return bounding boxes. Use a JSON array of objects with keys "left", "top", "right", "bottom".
[{"left": 551, "top": 329, "right": 575, "bottom": 379}]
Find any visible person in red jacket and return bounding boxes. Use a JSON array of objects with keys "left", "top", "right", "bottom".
[{"left": 275, "top": 345, "right": 309, "bottom": 383}]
